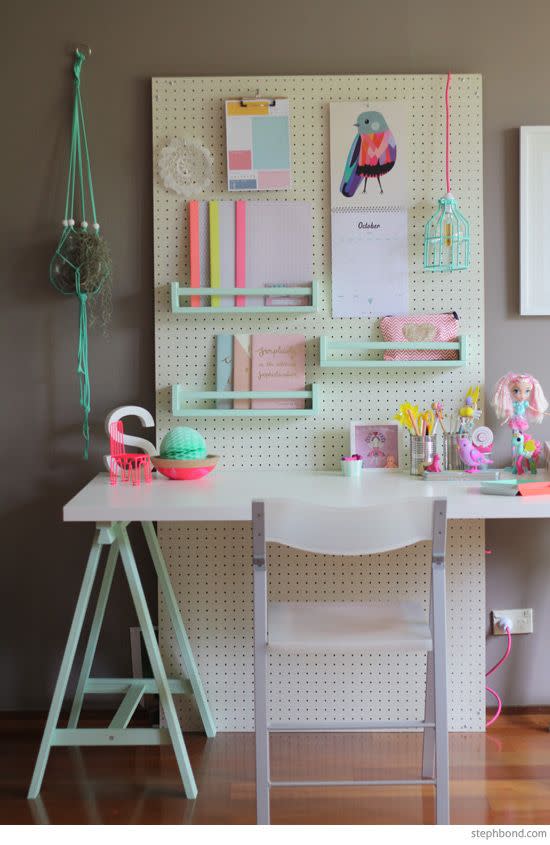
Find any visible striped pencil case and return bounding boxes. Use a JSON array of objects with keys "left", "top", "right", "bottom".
[{"left": 379, "top": 312, "right": 459, "bottom": 360}]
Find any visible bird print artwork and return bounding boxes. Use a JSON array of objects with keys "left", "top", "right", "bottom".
[
  {"left": 340, "top": 111, "right": 397, "bottom": 197},
  {"left": 456, "top": 436, "right": 494, "bottom": 474}
]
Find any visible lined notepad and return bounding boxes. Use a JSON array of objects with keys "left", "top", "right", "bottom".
[{"left": 245, "top": 201, "right": 312, "bottom": 307}]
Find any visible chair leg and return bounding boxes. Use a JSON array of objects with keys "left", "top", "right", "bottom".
[
  {"left": 422, "top": 651, "right": 436, "bottom": 779},
  {"left": 68, "top": 541, "right": 119, "bottom": 728},
  {"left": 422, "top": 577, "right": 435, "bottom": 779},
  {"left": 116, "top": 524, "right": 198, "bottom": 800},
  {"left": 253, "top": 555, "right": 270, "bottom": 824},
  {"left": 142, "top": 521, "right": 216, "bottom": 738},
  {"left": 432, "top": 559, "right": 449, "bottom": 824},
  {"left": 28, "top": 530, "right": 103, "bottom": 798}
]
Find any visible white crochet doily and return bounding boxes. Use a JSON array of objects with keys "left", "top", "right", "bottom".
[{"left": 158, "top": 137, "right": 213, "bottom": 197}]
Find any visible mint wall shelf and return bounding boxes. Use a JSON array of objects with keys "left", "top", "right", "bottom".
[
  {"left": 170, "top": 281, "right": 319, "bottom": 314},
  {"left": 320, "top": 336, "right": 468, "bottom": 368},
  {"left": 172, "top": 384, "right": 319, "bottom": 417}
]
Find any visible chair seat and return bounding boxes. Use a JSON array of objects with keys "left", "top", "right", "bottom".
[{"left": 268, "top": 601, "right": 432, "bottom": 651}]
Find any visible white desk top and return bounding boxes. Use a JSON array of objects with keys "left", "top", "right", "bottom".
[{"left": 63, "top": 471, "right": 550, "bottom": 523}]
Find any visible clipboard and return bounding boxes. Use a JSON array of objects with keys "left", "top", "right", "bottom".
[{"left": 225, "top": 97, "right": 291, "bottom": 191}]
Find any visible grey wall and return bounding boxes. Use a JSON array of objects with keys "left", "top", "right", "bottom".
[{"left": 1, "top": 0, "right": 549, "bottom": 710}]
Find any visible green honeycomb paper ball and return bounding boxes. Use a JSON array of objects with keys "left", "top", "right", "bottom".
[{"left": 160, "top": 427, "right": 207, "bottom": 460}]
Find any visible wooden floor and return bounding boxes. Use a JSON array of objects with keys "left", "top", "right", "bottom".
[{"left": 2, "top": 711, "right": 550, "bottom": 824}]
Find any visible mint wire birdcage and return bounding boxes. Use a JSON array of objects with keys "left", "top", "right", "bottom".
[
  {"left": 424, "top": 73, "right": 470, "bottom": 271},
  {"left": 424, "top": 193, "right": 470, "bottom": 271}
]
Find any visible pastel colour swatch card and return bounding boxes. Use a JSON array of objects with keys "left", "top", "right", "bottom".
[
  {"left": 251, "top": 334, "right": 305, "bottom": 410},
  {"left": 225, "top": 99, "right": 291, "bottom": 191}
]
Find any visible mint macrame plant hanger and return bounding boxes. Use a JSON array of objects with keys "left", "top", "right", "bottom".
[{"left": 50, "top": 49, "right": 112, "bottom": 459}]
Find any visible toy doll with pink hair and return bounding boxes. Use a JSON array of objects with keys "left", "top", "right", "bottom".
[{"left": 491, "top": 372, "right": 549, "bottom": 433}]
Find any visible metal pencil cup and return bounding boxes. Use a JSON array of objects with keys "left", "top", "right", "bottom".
[
  {"left": 441, "top": 432, "right": 464, "bottom": 471},
  {"left": 410, "top": 434, "right": 437, "bottom": 476}
]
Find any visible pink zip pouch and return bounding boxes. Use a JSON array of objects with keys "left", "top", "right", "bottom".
[{"left": 379, "top": 312, "right": 459, "bottom": 360}]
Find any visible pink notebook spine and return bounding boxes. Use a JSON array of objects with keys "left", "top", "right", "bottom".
[
  {"left": 233, "top": 334, "right": 251, "bottom": 409},
  {"left": 235, "top": 200, "right": 246, "bottom": 307},
  {"left": 189, "top": 200, "right": 200, "bottom": 308}
]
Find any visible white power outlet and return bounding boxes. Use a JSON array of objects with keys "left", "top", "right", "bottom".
[{"left": 491, "top": 608, "right": 533, "bottom": 635}]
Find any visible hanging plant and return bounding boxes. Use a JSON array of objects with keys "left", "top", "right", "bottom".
[
  {"left": 49, "top": 49, "right": 113, "bottom": 458},
  {"left": 424, "top": 73, "right": 470, "bottom": 271}
]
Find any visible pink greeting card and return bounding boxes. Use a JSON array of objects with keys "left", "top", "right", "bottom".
[{"left": 251, "top": 334, "right": 305, "bottom": 410}]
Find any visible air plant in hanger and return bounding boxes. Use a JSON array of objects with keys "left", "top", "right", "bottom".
[
  {"left": 49, "top": 48, "right": 112, "bottom": 458},
  {"left": 424, "top": 73, "right": 470, "bottom": 271}
]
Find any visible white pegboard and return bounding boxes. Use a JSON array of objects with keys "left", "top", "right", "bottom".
[{"left": 152, "top": 75, "right": 485, "bottom": 731}]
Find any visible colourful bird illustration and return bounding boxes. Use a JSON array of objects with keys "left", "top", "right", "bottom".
[
  {"left": 456, "top": 435, "right": 493, "bottom": 473},
  {"left": 340, "top": 111, "right": 397, "bottom": 197}
]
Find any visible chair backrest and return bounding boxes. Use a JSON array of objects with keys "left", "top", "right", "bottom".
[
  {"left": 109, "top": 420, "right": 125, "bottom": 459},
  {"left": 253, "top": 497, "right": 447, "bottom": 556}
]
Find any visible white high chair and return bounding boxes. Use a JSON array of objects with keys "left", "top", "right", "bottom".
[{"left": 252, "top": 497, "right": 449, "bottom": 825}]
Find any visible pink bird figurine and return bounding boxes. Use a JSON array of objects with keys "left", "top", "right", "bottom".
[
  {"left": 456, "top": 435, "right": 493, "bottom": 473},
  {"left": 424, "top": 453, "right": 442, "bottom": 473}
]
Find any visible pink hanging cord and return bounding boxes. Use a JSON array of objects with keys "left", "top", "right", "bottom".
[
  {"left": 485, "top": 626, "right": 512, "bottom": 728},
  {"left": 445, "top": 72, "right": 452, "bottom": 195}
]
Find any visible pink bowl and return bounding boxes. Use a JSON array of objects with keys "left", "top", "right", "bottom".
[{"left": 151, "top": 455, "right": 219, "bottom": 481}]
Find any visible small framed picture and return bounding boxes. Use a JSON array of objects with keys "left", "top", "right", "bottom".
[{"left": 349, "top": 422, "right": 401, "bottom": 471}]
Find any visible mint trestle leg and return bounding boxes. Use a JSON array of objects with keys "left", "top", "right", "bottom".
[
  {"left": 109, "top": 683, "right": 146, "bottom": 729},
  {"left": 68, "top": 541, "right": 119, "bottom": 728},
  {"left": 115, "top": 524, "right": 198, "bottom": 799},
  {"left": 28, "top": 530, "right": 103, "bottom": 799},
  {"left": 142, "top": 520, "right": 216, "bottom": 738},
  {"left": 28, "top": 795, "right": 51, "bottom": 824}
]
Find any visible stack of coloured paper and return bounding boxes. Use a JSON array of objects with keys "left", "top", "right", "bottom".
[{"left": 188, "top": 200, "right": 312, "bottom": 308}]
